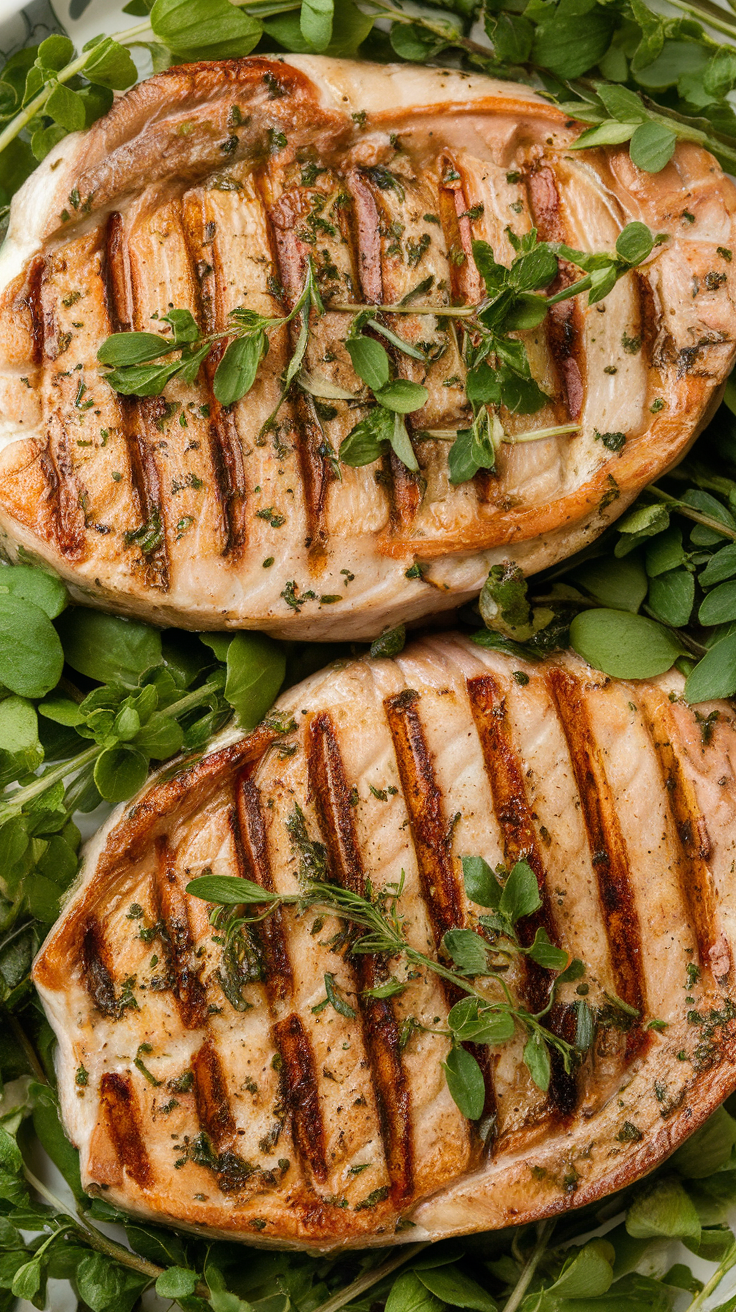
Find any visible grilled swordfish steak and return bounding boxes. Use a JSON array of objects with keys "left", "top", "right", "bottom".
[
  {"left": 0, "top": 62, "right": 735, "bottom": 638},
  {"left": 33, "top": 634, "right": 736, "bottom": 1248}
]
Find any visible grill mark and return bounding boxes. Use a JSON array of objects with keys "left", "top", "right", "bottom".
[
  {"left": 153, "top": 836, "right": 208, "bottom": 1029},
  {"left": 307, "top": 711, "right": 413, "bottom": 1205},
  {"left": 384, "top": 689, "right": 463, "bottom": 939},
  {"left": 636, "top": 269, "right": 659, "bottom": 368},
  {"left": 526, "top": 166, "right": 584, "bottom": 420},
  {"left": 273, "top": 1012, "right": 328, "bottom": 1183},
  {"left": 46, "top": 409, "right": 87, "bottom": 559},
  {"left": 643, "top": 695, "right": 723, "bottom": 975},
  {"left": 466, "top": 674, "right": 577, "bottom": 1117},
  {"left": 264, "top": 178, "right": 334, "bottom": 557},
  {"left": 192, "top": 1036, "right": 237, "bottom": 1151},
  {"left": 101, "top": 211, "right": 167, "bottom": 588},
  {"left": 82, "top": 919, "right": 118, "bottom": 1016},
  {"left": 21, "top": 255, "right": 45, "bottom": 366},
  {"left": 181, "top": 197, "right": 247, "bottom": 557},
  {"left": 234, "top": 775, "right": 293, "bottom": 1003},
  {"left": 99, "top": 1073, "right": 152, "bottom": 1188},
  {"left": 547, "top": 668, "right": 647, "bottom": 1039}
]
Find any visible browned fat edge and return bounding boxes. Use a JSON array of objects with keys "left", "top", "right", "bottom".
[
  {"left": 526, "top": 165, "right": 585, "bottom": 421},
  {"left": 234, "top": 772, "right": 294, "bottom": 1003},
  {"left": 307, "top": 712, "right": 414, "bottom": 1206},
  {"left": 192, "top": 1036, "right": 237, "bottom": 1151},
  {"left": 180, "top": 193, "right": 247, "bottom": 558},
  {"left": 101, "top": 211, "right": 169, "bottom": 589},
  {"left": 466, "top": 673, "right": 577, "bottom": 1116},
  {"left": 349, "top": 169, "right": 422, "bottom": 532},
  {"left": 153, "top": 835, "right": 208, "bottom": 1029},
  {"left": 99, "top": 1072, "right": 152, "bottom": 1188},
  {"left": 642, "top": 693, "right": 723, "bottom": 977},
  {"left": 547, "top": 667, "right": 648, "bottom": 1047},
  {"left": 384, "top": 689, "right": 464, "bottom": 938},
  {"left": 81, "top": 918, "right": 118, "bottom": 1016},
  {"left": 264, "top": 177, "right": 335, "bottom": 558},
  {"left": 273, "top": 1012, "right": 328, "bottom": 1183}
]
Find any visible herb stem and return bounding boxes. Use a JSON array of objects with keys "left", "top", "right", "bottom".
[
  {"left": 657, "top": 0, "right": 736, "bottom": 38},
  {"left": 357, "top": 0, "right": 490, "bottom": 53},
  {"left": 502, "top": 1219, "right": 556, "bottom": 1312},
  {"left": 330, "top": 301, "right": 478, "bottom": 317},
  {"left": 5, "top": 1009, "right": 48, "bottom": 1084},
  {"left": 0, "top": 743, "right": 99, "bottom": 818},
  {"left": 0, "top": 21, "right": 152, "bottom": 160},
  {"left": 686, "top": 1239, "right": 736, "bottom": 1310},
  {"left": 646, "top": 484, "right": 736, "bottom": 542},
  {"left": 311, "top": 1243, "right": 432, "bottom": 1312}
]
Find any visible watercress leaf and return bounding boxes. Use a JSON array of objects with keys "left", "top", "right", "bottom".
[
  {"left": 214, "top": 332, "right": 265, "bottom": 406},
  {"left": 648, "top": 567, "right": 695, "bottom": 627},
  {"left": 177, "top": 340, "right": 212, "bottom": 385},
  {"left": 597, "top": 83, "right": 648, "bottom": 123},
  {"left": 375, "top": 379, "right": 428, "bottom": 414},
  {"left": 224, "top": 631, "right": 286, "bottom": 730},
  {"left": 532, "top": 8, "right": 615, "bottom": 77},
  {"left": 391, "top": 22, "right": 448, "bottom": 60},
  {"left": 0, "top": 564, "right": 67, "bottom": 618},
  {"left": 156, "top": 1268, "right": 199, "bottom": 1298},
  {"left": 570, "top": 608, "right": 684, "bottom": 678},
  {"left": 487, "top": 10, "right": 532, "bottom": 63},
  {"left": 442, "top": 928, "right": 489, "bottom": 975},
  {"left": 500, "top": 370, "right": 548, "bottom": 414},
  {"left": 616, "top": 222, "right": 654, "bottom": 265},
  {"left": 0, "top": 595, "right": 63, "bottom": 698},
  {"left": 461, "top": 854, "right": 500, "bottom": 908},
  {"left": 699, "top": 579, "right": 736, "bottom": 626},
  {"left": 448, "top": 996, "right": 515, "bottom": 1045},
  {"left": 449, "top": 407, "right": 499, "bottom": 485},
  {"left": 389, "top": 413, "right": 420, "bottom": 472},
  {"left": 448, "top": 428, "right": 479, "bottom": 486},
  {"left": 523, "top": 1031, "right": 551, "bottom": 1091},
  {"left": 629, "top": 120, "right": 677, "bottom": 172},
  {"left": 301, "top": 0, "right": 334, "bottom": 51},
  {"left": 31, "top": 122, "right": 68, "bottom": 161},
  {"left": 57, "top": 609, "right": 161, "bottom": 686},
  {"left": 499, "top": 859, "right": 541, "bottom": 924},
  {"left": 133, "top": 712, "right": 184, "bottom": 759},
  {"left": 672, "top": 1106, "right": 736, "bottom": 1179},
  {"left": 11, "top": 1258, "right": 41, "bottom": 1301},
  {"left": 443, "top": 1045, "right": 486, "bottom": 1120},
  {"left": 547, "top": 1240, "right": 614, "bottom": 1299},
  {"left": 626, "top": 1177, "right": 701, "bottom": 1240},
  {"left": 150, "top": 0, "right": 263, "bottom": 59},
  {"left": 685, "top": 632, "right": 736, "bottom": 703},
  {"left": 82, "top": 36, "right": 137, "bottom": 89},
  {"left": 93, "top": 745, "right": 149, "bottom": 803},
  {"left": 573, "top": 554, "right": 647, "bottom": 613},
  {"left": 187, "top": 874, "right": 274, "bottom": 904},
  {"left": 700, "top": 544, "right": 736, "bottom": 587},
  {"left": 363, "top": 978, "right": 406, "bottom": 999},
  {"left": 37, "top": 34, "right": 74, "bottom": 70},
  {"left": 526, "top": 926, "right": 569, "bottom": 970},
  {"left": 503, "top": 292, "right": 548, "bottom": 331},
  {"left": 569, "top": 120, "right": 638, "bottom": 150},
  {"left": 97, "top": 331, "right": 171, "bottom": 366},
  {"left": 32, "top": 1089, "right": 84, "bottom": 1201},
  {"left": 346, "top": 336, "right": 390, "bottom": 391},
  {"left": 472, "top": 240, "right": 507, "bottom": 295},
  {"left": 0, "top": 696, "right": 39, "bottom": 755},
  {"left": 587, "top": 263, "right": 619, "bottom": 305},
  {"left": 386, "top": 1270, "right": 445, "bottom": 1312},
  {"left": 44, "top": 83, "right": 86, "bottom": 132},
  {"left": 75, "top": 1250, "right": 148, "bottom": 1312},
  {"left": 512, "top": 245, "right": 559, "bottom": 292},
  {"left": 416, "top": 1266, "right": 496, "bottom": 1311},
  {"left": 645, "top": 526, "right": 686, "bottom": 577}
]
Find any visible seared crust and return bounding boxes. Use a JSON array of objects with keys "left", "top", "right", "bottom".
[
  {"left": 0, "top": 58, "right": 734, "bottom": 637},
  {"left": 33, "top": 636, "right": 736, "bottom": 1248}
]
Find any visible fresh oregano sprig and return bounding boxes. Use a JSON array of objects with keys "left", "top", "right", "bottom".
[
  {"left": 187, "top": 850, "right": 584, "bottom": 1119},
  {"left": 97, "top": 259, "right": 324, "bottom": 421}
]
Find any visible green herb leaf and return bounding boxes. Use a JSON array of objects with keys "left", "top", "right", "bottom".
[
  {"left": 97, "top": 331, "right": 171, "bottom": 366},
  {"left": 214, "top": 332, "right": 265, "bottom": 406},
  {"left": 155, "top": 1267, "right": 199, "bottom": 1298},
  {"left": 526, "top": 927, "right": 569, "bottom": 970},
  {"left": 346, "top": 335, "right": 390, "bottom": 391},
  {"left": 188, "top": 874, "right": 276, "bottom": 904},
  {"left": 570, "top": 608, "right": 684, "bottom": 679},
  {"left": 150, "top": 0, "right": 262, "bottom": 59},
  {"left": 448, "top": 996, "right": 515, "bottom": 1045},
  {"left": 616, "top": 221, "right": 655, "bottom": 265},
  {"left": 442, "top": 928, "right": 489, "bottom": 976},
  {"left": 0, "top": 595, "right": 63, "bottom": 698},
  {"left": 386, "top": 1270, "right": 445, "bottom": 1312},
  {"left": 324, "top": 971, "right": 356, "bottom": 1018},
  {"left": 546, "top": 1240, "right": 615, "bottom": 1299},
  {"left": 389, "top": 413, "right": 419, "bottom": 472},
  {"left": 443, "top": 1044, "right": 486, "bottom": 1120},
  {"left": 626, "top": 1177, "right": 701, "bottom": 1240},
  {"left": 499, "top": 859, "right": 541, "bottom": 924},
  {"left": 82, "top": 36, "right": 138, "bottom": 89},
  {"left": 0, "top": 564, "right": 67, "bottom": 618},
  {"left": 94, "top": 745, "right": 149, "bottom": 803},
  {"left": 56, "top": 609, "right": 161, "bottom": 687},
  {"left": 340, "top": 405, "right": 393, "bottom": 466},
  {"left": 301, "top": 0, "right": 334, "bottom": 52},
  {"left": 416, "top": 1265, "right": 497, "bottom": 1311},
  {"left": 523, "top": 1030, "right": 551, "bottom": 1091},
  {"left": 629, "top": 120, "right": 677, "bottom": 172},
  {"left": 375, "top": 379, "right": 428, "bottom": 414},
  {"left": 224, "top": 632, "right": 286, "bottom": 730},
  {"left": 684, "top": 631, "right": 736, "bottom": 703},
  {"left": 461, "top": 854, "right": 500, "bottom": 908}
]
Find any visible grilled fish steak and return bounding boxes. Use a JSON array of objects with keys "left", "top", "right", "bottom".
[
  {"left": 33, "top": 634, "right": 736, "bottom": 1248},
  {"left": 0, "top": 59, "right": 735, "bottom": 637}
]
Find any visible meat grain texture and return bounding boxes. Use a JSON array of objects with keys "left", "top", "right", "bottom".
[
  {"left": 0, "top": 57, "right": 735, "bottom": 636},
  {"left": 33, "top": 635, "right": 736, "bottom": 1248}
]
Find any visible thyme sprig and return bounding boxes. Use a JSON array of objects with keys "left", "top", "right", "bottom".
[{"left": 187, "top": 849, "right": 586, "bottom": 1119}]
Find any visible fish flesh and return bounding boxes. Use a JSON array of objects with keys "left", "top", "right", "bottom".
[
  {"left": 0, "top": 57, "right": 734, "bottom": 637},
  {"left": 33, "top": 633, "right": 736, "bottom": 1247}
]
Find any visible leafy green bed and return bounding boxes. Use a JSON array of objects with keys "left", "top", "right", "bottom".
[{"left": 3, "top": 0, "right": 736, "bottom": 1307}]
